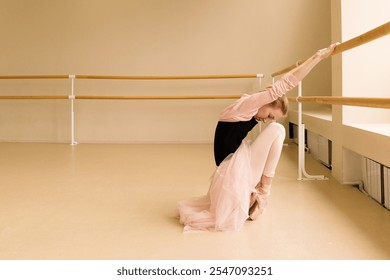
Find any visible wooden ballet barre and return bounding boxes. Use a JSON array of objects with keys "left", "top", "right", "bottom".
[
  {"left": 0, "top": 94, "right": 241, "bottom": 100},
  {"left": 272, "top": 21, "right": 390, "bottom": 77},
  {"left": 287, "top": 96, "right": 390, "bottom": 109},
  {"left": 0, "top": 75, "right": 69, "bottom": 79},
  {"left": 0, "top": 74, "right": 263, "bottom": 80},
  {"left": 75, "top": 95, "right": 241, "bottom": 100},
  {"left": 75, "top": 74, "right": 262, "bottom": 80},
  {"left": 0, "top": 95, "right": 69, "bottom": 100}
]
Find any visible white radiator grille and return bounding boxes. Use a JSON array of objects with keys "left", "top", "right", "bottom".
[
  {"left": 363, "top": 158, "right": 382, "bottom": 203},
  {"left": 307, "top": 130, "right": 331, "bottom": 168},
  {"left": 384, "top": 166, "right": 390, "bottom": 210},
  {"left": 362, "top": 158, "right": 389, "bottom": 210}
]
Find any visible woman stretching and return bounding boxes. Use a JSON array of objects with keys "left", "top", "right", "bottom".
[{"left": 178, "top": 43, "right": 338, "bottom": 232}]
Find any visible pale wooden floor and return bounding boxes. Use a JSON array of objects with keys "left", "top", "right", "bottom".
[{"left": 0, "top": 143, "right": 389, "bottom": 260}]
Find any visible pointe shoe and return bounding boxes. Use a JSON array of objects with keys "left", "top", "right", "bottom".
[{"left": 248, "top": 184, "right": 271, "bottom": 220}]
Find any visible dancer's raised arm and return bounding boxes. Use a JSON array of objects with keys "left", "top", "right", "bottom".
[
  {"left": 219, "top": 42, "right": 339, "bottom": 122},
  {"left": 290, "top": 42, "right": 339, "bottom": 81}
]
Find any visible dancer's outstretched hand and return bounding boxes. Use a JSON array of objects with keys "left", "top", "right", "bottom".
[{"left": 315, "top": 42, "right": 340, "bottom": 59}]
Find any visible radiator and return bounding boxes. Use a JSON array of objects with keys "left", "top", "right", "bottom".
[
  {"left": 384, "top": 166, "right": 390, "bottom": 210},
  {"left": 362, "top": 158, "right": 389, "bottom": 209},
  {"left": 306, "top": 130, "right": 331, "bottom": 168}
]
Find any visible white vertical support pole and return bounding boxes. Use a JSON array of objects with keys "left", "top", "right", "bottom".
[
  {"left": 297, "top": 81, "right": 303, "bottom": 180},
  {"left": 301, "top": 123, "right": 326, "bottom": 180},
  {"left": 69, "top": 75, "right": 77, "bottom": 145},
  {"left": 257, "top": 74, "right": 265, "bottom": 135},
  {"left": 256, "top": 73, "right": 264, "bottom": 91},
  {"left": 297, "top": 81, "right": 326, "bottom": 180}
]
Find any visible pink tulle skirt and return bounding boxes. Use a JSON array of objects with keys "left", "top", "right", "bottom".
[{"left": 178, "top": 140, "right": 256, "bottom": 232}]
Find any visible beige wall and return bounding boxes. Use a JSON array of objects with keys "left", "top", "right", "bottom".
[
  {"left": 331, "top": 0, "right": 390, "bottom": 182},
  {"left": 341, "top": 0, "right": 390, "bottom": 124},
  {"left": 0, "top": 0, "right": 331, "bottom": 143}
]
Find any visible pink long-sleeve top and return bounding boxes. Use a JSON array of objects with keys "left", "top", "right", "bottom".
[{"left": 219, "top": 73, "right": 299, "bottom": 122}]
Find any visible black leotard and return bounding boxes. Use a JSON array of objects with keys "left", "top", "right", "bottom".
[{"left": 213, "top": 117, "right": 258, "bottom": 166}]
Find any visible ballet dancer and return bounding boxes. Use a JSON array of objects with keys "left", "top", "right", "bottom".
[{"left": 178, "top": 43, "right": 338, "bottom": 232}]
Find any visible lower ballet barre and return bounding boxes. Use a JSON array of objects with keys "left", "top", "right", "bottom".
[{"left": 288, "top": 96, "right": 390, "bottom": 109}]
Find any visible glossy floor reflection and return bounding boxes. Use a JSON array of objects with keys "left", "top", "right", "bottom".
[{"left": 0, "top": 143, "right": 389, "bottom": 259}]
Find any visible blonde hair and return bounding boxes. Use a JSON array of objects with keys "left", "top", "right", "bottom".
[
  {"left": 265, "top": 84, "right": 289, "bottom": 116},
  {"left": 270, "top": 95, "right": 289, "bottom": 116}
]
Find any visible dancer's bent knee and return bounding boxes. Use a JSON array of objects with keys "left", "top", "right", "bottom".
[{"left": 265, "top": 122, "right": 286, "bottom": 139}]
